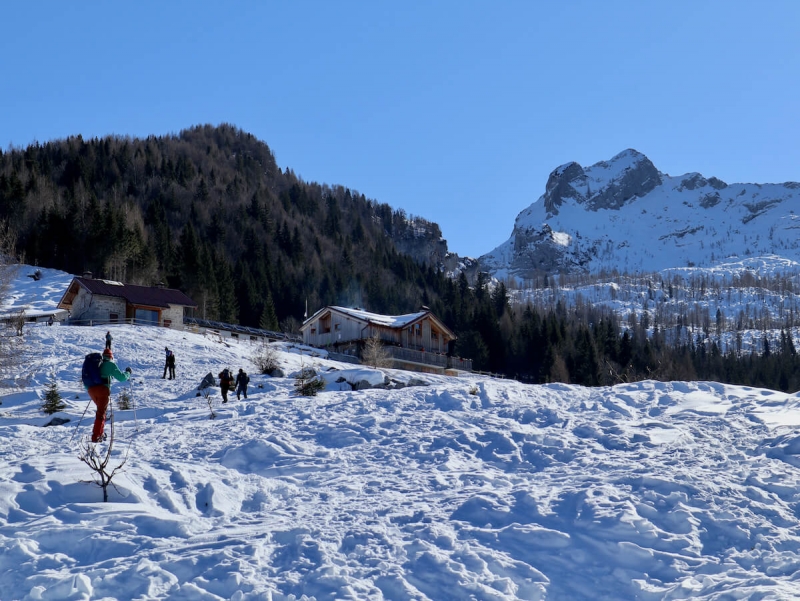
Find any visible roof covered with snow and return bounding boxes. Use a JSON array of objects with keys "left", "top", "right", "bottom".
[
  {"left": 302, "top": 305, "right": 455, "bottom": 338},
  {"left": 329, "top": 305, "right": 428, "bottom": 328}
]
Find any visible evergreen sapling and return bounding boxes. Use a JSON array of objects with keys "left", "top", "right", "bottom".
[{"left": 42, "top": 373, "right": 66, "bottom": 415}]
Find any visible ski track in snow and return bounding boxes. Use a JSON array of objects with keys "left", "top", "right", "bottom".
[{"left": 2, "top": 271, "right": 800, "bottom": 599}]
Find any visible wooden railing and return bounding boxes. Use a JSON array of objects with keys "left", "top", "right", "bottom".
[
  {"left": 384, "top": 346, "right": 472, "bottom": 372},
  {"left": 385, "top": 346, "right": 448, "bottom": 368}
]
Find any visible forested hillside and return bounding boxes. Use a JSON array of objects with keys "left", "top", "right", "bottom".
[
  {"left": 0, "top": 124, "right": 448, "bottom": 329},
  {"left": 2, "top": 125, "right": 799, "bottom": 390}
]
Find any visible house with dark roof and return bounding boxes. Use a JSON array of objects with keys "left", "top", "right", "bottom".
[
  {"left": 300, "top": 306, "right": 471, "bottom": 374},
  {"left": 57, "top": 274, "right": 197, "bottom": 327}
]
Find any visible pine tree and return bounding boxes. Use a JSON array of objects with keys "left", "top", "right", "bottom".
[
  {"left": 42, "top": 374, "right": 66, "bottom": 415},
  {"left": 259, "top": 289, "right": 279, "bottom": 331},
  {"left": 118, "top": 387, "right": 133, "bottom": 410}
]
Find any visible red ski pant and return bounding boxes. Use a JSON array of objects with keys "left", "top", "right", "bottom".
[{"left": 88, "top": 385, "right": 110, "bottom": 442}]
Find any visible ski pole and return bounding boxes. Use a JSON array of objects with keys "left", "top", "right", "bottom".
[
  {"left": 128, "top": 380, "right": 139, "bottom": 434},
  {"left": 69, "top": 397, "right": 94, "bottom": 445}
]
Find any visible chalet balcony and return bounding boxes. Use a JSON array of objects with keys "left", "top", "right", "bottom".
[{"left": 383, "top": 346, "right": 472, "bottom": 373}]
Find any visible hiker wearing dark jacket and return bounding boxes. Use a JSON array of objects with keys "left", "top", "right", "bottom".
[
  {"left": 235, "top": 368, "right": 249, "bottom": 400},
  {"left": 166, "top": 351, "right": 176, "bottom": 380},
  {"left": 162, "top": 347, "right": 172, "bottom": 379},
  {"left": 105, "top": 331, "right": 112, "bottom": 350},
  {"left": 86, "top": 348, "right": 130, "bottom": 442},
  {"left": 218, "top": 368, "right": 233, "bottom": 403}
]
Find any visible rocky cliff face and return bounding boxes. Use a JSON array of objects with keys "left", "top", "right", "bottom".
[
  {"left": 390, "top": 218, "right": 449, "bottom": 267},
  {"left": 543, "top": 150, "right": 662, "bottom": 215},
  {"left": 479, "top": 149, "right": 800, "bottom": 279}
]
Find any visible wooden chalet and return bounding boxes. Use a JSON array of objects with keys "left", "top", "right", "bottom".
[
  {"left": 57, "top": 274, "right": 197, "bottom": 327},
  {"left": 300, "top": 306, "right": 471, "bottom": 374}
]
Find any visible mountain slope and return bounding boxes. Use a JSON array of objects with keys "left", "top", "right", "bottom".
[
  {"left": 3, "top": 271, "right": 800, "bottom": 599},
  {"left": 481, "top": 149, "right": 800, "bottom": 279}
]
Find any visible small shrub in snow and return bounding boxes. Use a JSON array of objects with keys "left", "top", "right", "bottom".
[
  {"left": 202, "top": 388, "right": 216, "bottom": 419},
  {"left": 294, "top": 366, "right": 325, "bottom": 396},
  {"left": 118, "top": 388, "right": 133, "bottom": 411},
  {"left": 253, "top": 342, "right": 280, "bottom": 375}
]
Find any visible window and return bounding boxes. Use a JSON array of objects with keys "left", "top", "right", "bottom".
[
  {"left": 109, "top": 313, "right": 119, "bottom": 323},
  {"left": 311, "top": 328, "right": 316, "bottom": 334},
  {"left": 321, "top": 315, "right": 331, "bottom": 334},
  {"left": 334, "top": 323, "right": 340, "bottom": 331},
  {"left": 163, "top": 319, "right": 172, "bottom": 328},
  {"left": 135, "top": 308, "right": 159, "bottom": 325}
]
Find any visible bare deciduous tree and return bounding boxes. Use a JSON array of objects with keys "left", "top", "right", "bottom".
[
  {"left": 202, "top": 388, "right": 216, "bottom": 419},
  {"left": 0, "top": 222, "right": 21, "bottom": 380},
  {"left": 77, "top": 415, "right": 129, "bottom": 503},
  {"left": 362, "top": 333, "right": 392, "bottom": 369}
]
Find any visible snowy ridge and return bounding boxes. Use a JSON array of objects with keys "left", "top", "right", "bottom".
[
  {"left": 481, "top": 149, "right": 800, "bottom": 279},
  {"left": 2, "top": 271, "right": 800, "bottom": 599}
]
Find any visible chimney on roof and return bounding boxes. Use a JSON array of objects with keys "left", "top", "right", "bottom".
[
  {"left": 420, "top": 305, "right": 430, "bottom": 311},
  {"left": 83, "top": 271, "right": 93, "bottom": 279},
  {"left": 156, "top": 282, "right": 165, "bottom": 288}
]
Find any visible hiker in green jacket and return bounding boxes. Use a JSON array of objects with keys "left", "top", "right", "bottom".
[{"left": 86, "top": 348, "right": 131, "bottom": 442}]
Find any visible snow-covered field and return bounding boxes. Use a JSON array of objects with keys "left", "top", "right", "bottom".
[{"left": 3, "top": 270, "right": 800, "bottom": 600}]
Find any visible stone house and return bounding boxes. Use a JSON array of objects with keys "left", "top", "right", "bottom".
[{"left": 57, "top": 274, "right": 197, "bottom": 327}]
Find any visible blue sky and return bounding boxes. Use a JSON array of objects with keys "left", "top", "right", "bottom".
[{"left": 2, "top": 1, "right": 798, "bottom": 258}]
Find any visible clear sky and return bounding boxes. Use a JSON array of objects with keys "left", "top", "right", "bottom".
[{"left": 2, "top": 1, "right": 799, "bottom": 258}]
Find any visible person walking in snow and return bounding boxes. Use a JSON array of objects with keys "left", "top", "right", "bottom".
[
  {"left": 235, "top": 368, "right": 249, "bottom": 400},
  {"left": 218, "top": 367, "right": 234, "bottom": 403},
  {"left": 162, "top": 347, "right": 172, "bottom": 379},
  {"left": 166, "top": 350, "right": 176, "bottom": 380},
  {"left": 86, "top": 348, "right": 131, "bottom": 443},
  {"left": 105, "top": 331, "right": 113, "bottom": 350}
]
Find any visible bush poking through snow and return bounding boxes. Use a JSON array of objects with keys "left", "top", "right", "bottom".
[
  {"left": 253, "top": 341, "right": 280, "bottom": 375},
  {"left": 294, "top": 366, "right": 325, "bottom": 396}
]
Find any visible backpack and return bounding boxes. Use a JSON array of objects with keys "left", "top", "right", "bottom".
[{"left": 81, "top": 353, "right": 106, "bottom": 388}]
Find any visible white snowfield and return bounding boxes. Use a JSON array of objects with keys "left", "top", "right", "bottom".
[{"left": 2, "top": 271, "right": 800, "bottom": 600}]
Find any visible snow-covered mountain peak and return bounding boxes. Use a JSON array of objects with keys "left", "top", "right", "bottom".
[
  {"left": 481, "top": 150, "right": 800, "bottom": 280},
  {"left": 542, "top": 148, "right": 661, "bottom": 216}
]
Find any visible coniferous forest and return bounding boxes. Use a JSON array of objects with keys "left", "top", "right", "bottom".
[{"left": 1, "top": 124, "right": 799, "bottom": 391}]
